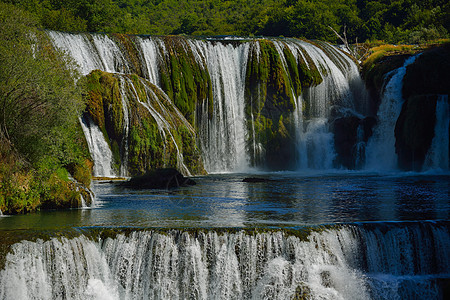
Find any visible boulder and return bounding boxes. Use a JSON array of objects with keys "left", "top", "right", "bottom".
[{"left": 121, "top": 168, "right": 196, "bottom": 189}]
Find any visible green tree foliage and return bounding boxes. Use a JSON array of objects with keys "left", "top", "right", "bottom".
[
  {"left": 2, "top": 0, "right": 448, "bottom": 43},
  {"left": 0, "top": 2, "right": 90, "bottom": 213},
  {"left": 0, "top": 2, "right": 84, "bottom": 164}
]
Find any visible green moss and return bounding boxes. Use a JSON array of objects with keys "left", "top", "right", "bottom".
[
  {"left": 111, "top": 33, "right": 143, "bottom": 77},
  {"left": 158, "top": 36, "right": 213, "bottom": 126},
  {"left": 83, "top": 70, "right": 126, "bottom": 172},
  {"left": 283, "top": 45, "right": 302, "bottom": 97},
  {"left": 296, "top": 45, "right": 323, "bottom": 90},
  {"left": 129, "top": 117, "right": 164, "bottom": 175},
  {"left": 178, "top": 125, "right": 206, "bottom": 175},
  {"left": 244, "top": 40, "right": 300, "bottom": 169}
]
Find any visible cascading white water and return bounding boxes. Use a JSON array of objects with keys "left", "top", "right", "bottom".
[
  {"left": 1, "top": 223, "right": 447, "bottom": 300},
  {"left": 47, "top": 31, "right": 104, "bottom": 75},
  {"left": 136, "top": 36, "right": 164, "bottom": 85},
  {"left": 365, "top": 55, "right": 420, "bottom": 171},
  {"left": 191, "top": 40, "right": 250, "bottom": 172},
  {"left": 423, "top": 95, "right": 450, "bottom": 171},
  {"left": 79, "top": 116, "right": 116, "bottom": 178},
  {"left": 48, "top": 31, "right": 368, "bottom": 173},
  {"left": 299, "top": 118, "right": 337, "bottom": 169},
  {"left": 118, "top": 78, "right": 131, "bottom": 177},
  {"left": 122, "top": 76, "right": 192, "bottom": 175},
  {"left": 282, "top": 39, "right": 363, "bottom": 169},
  {"left": 48, "top": 31, "right": 129, "bottom": 75}
]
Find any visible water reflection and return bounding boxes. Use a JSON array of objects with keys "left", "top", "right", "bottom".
[{"left": 0, "top": 172, "right": 449, "bottom": 229}]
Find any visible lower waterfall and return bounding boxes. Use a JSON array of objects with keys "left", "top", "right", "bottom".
[
  {"left": 1, "top": 222, "right": 448, "bottom": 300},
  {"left": 424, "top": 95, "right": 450, "bottom": 171},
  {"left": 365, "top": 55, "right": 420, "bottom": 171},
  {"left": 80, "top": 116, "right": 117, "bottom": 178}
]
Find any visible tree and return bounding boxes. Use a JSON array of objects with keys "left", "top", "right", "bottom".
[{"left": 0, "top": 2, "right": 84, "bottom": 165}]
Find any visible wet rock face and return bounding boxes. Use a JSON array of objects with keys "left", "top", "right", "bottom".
[
  {"left": 395, "top": 95, "right": 438, "bottom": 171},
  {"left": 332, "top": 116, "right": 360, "bottom": 169},
  {"left": 332, "top": 116, "right": 376, "bottom": 169},
  {"left": 402, "top": 44, "right": 450, "bottom": 100},
  {"left": 395, "top": 44, "right": 450, "bottom": 171}
]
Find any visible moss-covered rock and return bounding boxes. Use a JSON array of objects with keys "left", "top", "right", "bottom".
[
  {"left": 245, "top": 40, "right": 300, "bottom": 169},
  {"left": 361, "top": 43, "right": 450, "bottom": 170},
  {"left": 111, "top": 33, "right": 143, "bottom": 77},
  {"left": 291, "top": 283, "right": 311, "bottom": 300},
  {"left": 83, "top": 70, "right": 205, "bottom": 176},
  {"left": 362, "top": 54, "right": 409, "bottom": 115},
  {"left": 158, "top": 36, "right": 213, "bottom": 126},
  {"left": 244, "top": 39, "right": 325, "bottom": 170}
]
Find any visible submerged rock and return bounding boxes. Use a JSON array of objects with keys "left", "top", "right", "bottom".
[
  {"left": 121, "top": 168, "right": 196, "bottom": 189},
  {"left": 242, "top": 177, "right": 273, "bottom": 183}
]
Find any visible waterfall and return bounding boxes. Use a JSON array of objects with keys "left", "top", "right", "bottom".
[
  {"left": 118, "top": 78, "right": 131, "bottom": 177},
  {"left": 283, "top": 39, "right": 363, "bottom": 169},
  {"left": 49, "top": 31, "right": 368, "bottom": 173},
  {"left": 365, "top": 55, "right": 420, "bottom": 171},
  {"left": 79, "top": 116, "right": 116, "bottom": 178},
  {"left": 423, "top": 95, "right": 450, "bottom": 171},
  {"left": 299, "top": 118, "right": 336, "bottom": 169},
  {"left": 191, "top": 40, "right": 250, "bottom": 172},
  {"left": 1, "top": 222, "right": 448, "bottom": 299},
  {"left": 136, "top": 36, "right": 164, "bottom": 85}
]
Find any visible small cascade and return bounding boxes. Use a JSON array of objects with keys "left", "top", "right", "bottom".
[
  {"left": 0, "top": 208, "right": 3, "bottom": 216},
  {"left": 118, "top": 78, "right": 131, "bottom": 177},
  {"left": 365, "top": 55, "right": 420, "bottom": 171},
  {"left": 423, "top": 95, "right": 450, "bottom": 171},
  {"left": 79, "top": 116, "right": 116, "bottom": 178},
  {"left": 354, "top": 124, "right": 366, "bottom": 169},
  {"left": 136, "top": 36, "right": 164, "bottom": 85},
  {"left": 91, "top": 34, "right": 130, "bottom": 74},
  {"left": 1, "top": 222, "right": 448, "bottom": 299},
  {"left": 80, "top": 194, "right": 87, "bottom": 208},
  {"left": 298, "top": 118, "right": 336, "bottom": 169},
  {"left": 47, "top": 31, "right": 104, "bottom": 75}
]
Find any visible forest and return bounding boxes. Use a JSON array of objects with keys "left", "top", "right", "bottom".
[{"left": 1, "top": 0, "right": 449, "bottom": 44}]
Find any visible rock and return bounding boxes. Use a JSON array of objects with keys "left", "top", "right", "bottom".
[
  {"left": 332, "top": 116, "right": 377, "bottom": 169},
  {"left": 332, "top": 116, "right": 361, "bottom": 169},
  {"left": 395, "top": 95, "right": 438, "bottom": 171},
  {"left": 414, "top": 179, "right": 436, "bottom": 185},
  {"left": 242, "top": 177, "right": 273, "bottom": 183},
  {"left": 121, "top": 168, "right": 196, "bottom": 189},
  {"left": 402, "top": 44, "right": 450, "bottom": 100}
]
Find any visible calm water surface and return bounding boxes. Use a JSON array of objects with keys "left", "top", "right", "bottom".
[{"left": 1, "top": 171, "right": 449, "bottom": 230}]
